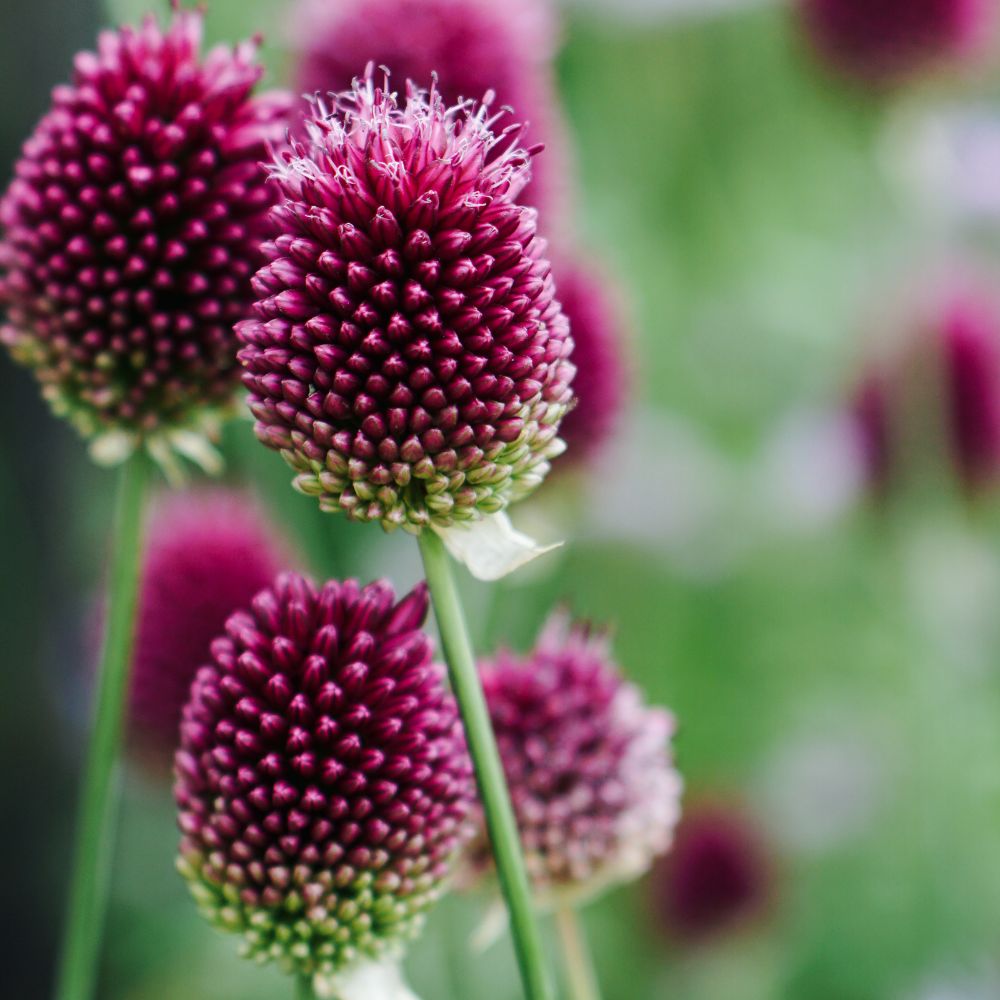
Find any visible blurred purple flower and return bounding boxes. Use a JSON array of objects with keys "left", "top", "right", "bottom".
[
  {"left": 237, "top": 75, "right": 575, "bottom": 531},
  {"left": 552, "top": 259, "right": 629, "bottom": 465},
  {"left": 128, "top": 489, "right": 294, "bottom": 763},
  {"left": 852, "top": 289, "right": 1000, "bottom": 495},
  {"left": 289, "top": 0, "right": 570, "bottom": 223},
  {"left": 469, "top": 612, "right": 682, "bottom": 903},
  {"left": 652, "top": 800, "right": 772, "bottom": 943},
  {"left": 798, "top": 0, "right": 995, "bottom": 86},
  {"left": 0, "top": 10, "right": 292, "bottom": 460},
  {"left": 175, "top": 573, "right": 475, "bottom": 978}
]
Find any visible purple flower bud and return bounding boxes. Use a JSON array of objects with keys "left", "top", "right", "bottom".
[
  {"left": 237, "top": 77, "right": 575, "bottom": 531},
  {"left": 289, "top": 0, "right": 569, "bottom": 223},
  {"left": 552, "top": 259, "right": 628, "bottom": 466},
  {"left": 0, "top": 11, "right": 293, "bottom": 454},
  {"left": 129, "top": 489, "right": 294, "bottom": 762},
  {"left": 175, "top": 573, "right": 474, "bottom": 978},
  {"left": 852, "top": 287, "right": 1000, "bottom": 495},
  {"left": 651, "top": 800, "right": 772, "bottom": 943},
  {"left": 469, "top": 612, "right": 682, "bottom": 903},
  {"left": 798, "top": 0, "right": 995, "bottom": 87}
]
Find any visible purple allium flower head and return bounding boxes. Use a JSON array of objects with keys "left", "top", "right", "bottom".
[
  {"left": 289, "top": 0, "right": 568, "bottom": 223},
  {"left": 0, "top": 10, "right": 293, "bottom": 460},
  {"left": 798, "top": 0, "right": 995, "bottom": 87},
  {"left": 551, "top": 259, "right": 628, "bottom": 465},
  {"left": 652, "top": 801, "right": 772, "bottom": 944},
  {"left": 130, "top": 489, "right": 294, "bottom": 761},
  {"left": 236, "top": 75, "right": 575, "bottom": 532},
  {"left": 175, "top": 573, "right": 475, "bottom": 978},
  {"left": 852, "top": 289, "right": 1000, "bottom": 495},
  {"left": 469, "top": 612, "right": 682, "bottom": 904}
]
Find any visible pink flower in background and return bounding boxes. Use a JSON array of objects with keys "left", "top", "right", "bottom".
[
  {"left": 0, "top": 11, "right": 292, "bottom": 454},
  {"left": 798, "top": 0, "right": 995, "bottom": 86},
  {"left": 468, "top": 612, "right": 682, "bottom": 903},
  {"left": 290, "top": 0, "right": 571, "bottom": 224},
  {"left": 129, "top": 489, "right": 294, "bottom": 760},
  {"left": 237, "top": 76, "right": 575, "bottom": 531},
  {"left": 852, "top": 290, "right": 1000, "bottom": 495},
  {"left": 652, "top": 800, "right": 772, "bottom": 943},
  {"left": 175, "top": 574, "right": 474, "bottom": 978},
  {"left": 552, "top": 259, "right": 629, "bottom": 465}
]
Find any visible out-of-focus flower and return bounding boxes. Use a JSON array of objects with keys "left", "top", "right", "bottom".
[
  {"left": 651, "top": 800, "right": 772, "bottom": 943},
  {"left": 129, "top": 489, "right": 294, "bottom": 762},
  {"left": 467, "top": 612, "right": 682, "bottom": 905},
  {"left": 0, "top": 11, "right": 292, "bottom": 470},
  {"left": 797, "top": 0, "right": 996, "bottom": 87},
  {"left": 851, "top": 288, "right": 1000, "bottom": 496},
  {"left": 237, "top": 77, "right": 575, "bottom": 533},
  {"left": 551, "top": 259, "right": 628, "bottom": 465},
  {"left": 175, "top": 573, "right": 474, "bottom": 983},
  {"left": 289, "top": 0, "right": 569, "bottom": 223}
]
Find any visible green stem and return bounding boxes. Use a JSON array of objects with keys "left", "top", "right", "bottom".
[
  {"left": 417, "top": 530, "right": 556, "bottom": 1000},
  {"left": 295, "top": 974, "right": 317, "bottom": 1000},
  {"left": 55, "top": 453, "right": 150, "bottom": 1000},
  {"left": 555, "top": 908, "right": 601, "bottom": 1000}
]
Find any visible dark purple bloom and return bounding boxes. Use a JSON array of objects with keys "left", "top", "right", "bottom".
[
  {"left": 798, "top": 0, "right": 994, "bottom": 86},
  {"left": 852, "top": 291, "right": 1000, "bottom": 495},
  {"left": 175, "top": 573, "right": 474, "bottom": 978},
  {"left": 552, "top": 259, "right": 628, "bottom": 465},
  {"left": 0, "top": 11, "right": 292, "bottom": 459},
  {"left": 652, "top": 801, "right": 772, "bottom": 943},
  {"left": 129, "top": 489, "right": 294, "bottom": 763},
  {"left": 469, "top": 613, "right": 682, "bottom": 903},
  {"left": 290, "top": 0, "right": 569, "bottom": 223},
  {"left": 237, "top": 76, "right": 575, "bottom": 531}
]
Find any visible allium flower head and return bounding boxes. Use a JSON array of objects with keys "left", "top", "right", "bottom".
[
  {"left": 237, "top": 77, "right": 575, "bottom": 532},
  {"left": 469, "top": 612, "right": 682, "bottom": 904},
  {"left": 0, "top": 10, "right": 292, "bottom": 465},
  {"left": 798, "top": 0, "right": 995, "bottom": 87},
  {"left": 652, "top": 801, "right": 772, "bottom": 943},
  {"left": 175, "top": 573, "right": 474, "bottom": 979},
  {"left": 551, "top": 259, "right": 628, "bottom": 465},
  {"left": 129, "top": 489, "right": 293, "bottom": 760},
  {"left": 290, "top": 0, "right": 568, "bottom": 222},
  {"left": 852, "top": 288, "right": 1000, "bottom": 495}
]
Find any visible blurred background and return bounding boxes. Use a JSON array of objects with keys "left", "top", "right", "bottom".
[{"left": 5, "top": 0, "right": 1000, "bottom": 997}]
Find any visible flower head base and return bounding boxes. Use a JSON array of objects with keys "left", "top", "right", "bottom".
[
  {"left": 290, "top": 0, "right": 567, "bottom": 223},
  {"left": 469, "top": 612, "right": 682, "bottom": 905},
  {"left": 175, "top": 573, "right": 474, "bottom": 979},
  {"left": 129, "top": 489, "right": 294, "bottom": 762},
  {"left": 852, "top": 288, "right": 1000, "bottom": 496},
  {"left": 237, "top": 77, "right": 575, "bottom": 532},
  {"left": 0, "top": 11, "right": 292, "bottom": 467},
  {"left": 551, "top": 259, "right": 628, "bottom": 466},
  {"left": 798, "top": 0, "right": 995, "bottom": 87},
  {"left": 652, "top": 801, "right": 772, "bottom": 943}
]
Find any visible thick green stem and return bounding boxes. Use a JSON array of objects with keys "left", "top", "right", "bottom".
[
  {"left": 555, "top": 908, "right": 601, "bottom": 1000},
  {"left": 55, "top": 453, "right": 150, "bottom": 1000},
  {"left": 295, "top": 974, "right": 317, "bottom": 1000},
  {"left": 417, "top": 530, "right": 556, "bottom": 1000}
]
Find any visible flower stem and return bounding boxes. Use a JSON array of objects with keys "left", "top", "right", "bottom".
[
  {"left": 555, "top": 907, "right": 601, "bottom": 1000},
  {"left": 295, "top": 974, "right": 316, "bottom": 1000},
  {"left": 55, "top": 452, "right": 150, "bottom": 1000},
  {"left": 417, "top": 530, "right": 556, "bottom": 1000}
]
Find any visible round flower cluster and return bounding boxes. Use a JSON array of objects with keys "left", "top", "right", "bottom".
[
  {"left": 129, "top": 489, "right": 293, "bottom": 761},
  {"left": 290, "top": 0, "right": 568, "bottom": 223},
  {"left": 0, "top": 11, "right": 291, "bottom": 459},
  {"left": 175, "top": 573, "right": 475, "bottom": 978},
  {"left": 798, "top": 0, "right": 995, "bottom": 87},
  {"left": 237, "top": 78, "right": 575, "bottom": 532},
  {"left": 469, "top": 613, "right": 682, "bottom": 904}
]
